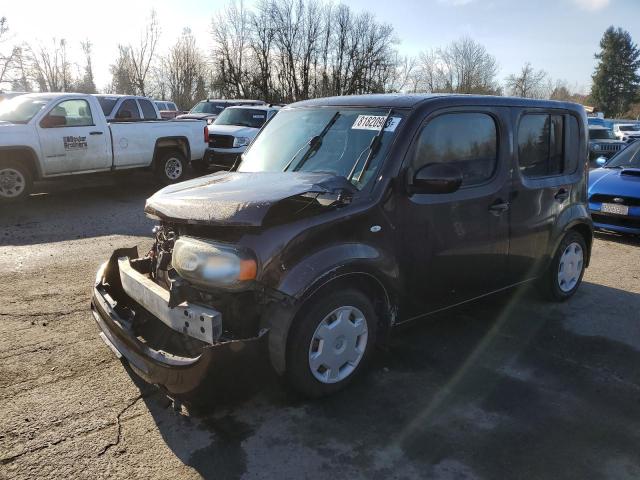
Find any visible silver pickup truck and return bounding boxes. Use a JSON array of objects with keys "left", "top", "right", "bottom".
[{"left": 0, "top": 93, "right": 208, "bottom": 201}]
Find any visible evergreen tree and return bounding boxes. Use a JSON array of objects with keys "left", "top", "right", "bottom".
[{"left": 591, "top": 26, "right": 640, "bottom": 118}]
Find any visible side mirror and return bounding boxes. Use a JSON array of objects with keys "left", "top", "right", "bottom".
[
  {"left": 116, "top": 109, "right": 132, "bottom": 120},
  {"left": 596, "top": 156, "right": 607, "bottom": 167},
  {"left": 411, "top": 163, "right": 463, "bottom": 194},
  {"left": 40, "top": 114, "right": 66, "bottom": 128}
]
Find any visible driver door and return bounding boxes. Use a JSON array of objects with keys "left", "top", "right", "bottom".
[
  {"left": 37, "top": 98, "right": 110, "bottom": 175},
  {"left": 394, "top": 107, "right": 512, "bottom": 318}
]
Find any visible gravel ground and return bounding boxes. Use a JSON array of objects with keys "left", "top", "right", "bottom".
[{"left": 1, "top": 174, "right": 639, "bottom": 480}]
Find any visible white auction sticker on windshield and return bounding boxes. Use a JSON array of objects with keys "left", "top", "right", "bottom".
[{"left": 352, "top": 115, "right": 401, "bottom": 132}]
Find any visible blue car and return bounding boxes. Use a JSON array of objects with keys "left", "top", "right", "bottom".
[{"left": 589, "top": 140, "right": 640, "bottom": 235}]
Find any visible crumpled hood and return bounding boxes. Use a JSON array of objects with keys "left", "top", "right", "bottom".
[
  {"left": 145, "top": 171, "right": 356, "bottom": 227},
  {"left": 589, "top": 167, "right": 640, "bottom": 197}
]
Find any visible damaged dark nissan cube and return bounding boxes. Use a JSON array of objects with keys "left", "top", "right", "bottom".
[{"left": 91, "top": 94, "right": 593, "bottom": 400}]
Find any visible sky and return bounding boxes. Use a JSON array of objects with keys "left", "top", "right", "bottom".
[{"left": 2, "top": 0, "right": 639, "bottom": 93}]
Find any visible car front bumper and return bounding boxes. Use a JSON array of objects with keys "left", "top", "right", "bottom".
[
  {"left": 90, "top": 248, "right": 268, "bottom": 397},
  {"left": 589, "top": 204, "right": 640, "bottom": 235},
  {"left": 203, "top": 147, "right": 245, "bottom": 169}
]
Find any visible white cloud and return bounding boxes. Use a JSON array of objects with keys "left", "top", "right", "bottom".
[{"left": 571, "top": 0, "right": 611, "bottom": 11}]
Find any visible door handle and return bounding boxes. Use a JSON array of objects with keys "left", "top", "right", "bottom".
[
  {"left": 489, "top": 200, "right": 510, "bottom": 215},
  {"left": 90, "top": 131, "right": 104, "bottom": 135},
  {"left": 554, "top": 188, "right": 569, "bottom": 202}
]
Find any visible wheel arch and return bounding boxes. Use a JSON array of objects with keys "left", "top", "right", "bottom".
[
  {"left": 0, "top": 146, "right": 42, "bottom": 180},
  {"left": 262, "top": 268, "right": 397, "bottom": 376},
  {"left": 153, "top": 136, "right": 190, "bottom": 164}
]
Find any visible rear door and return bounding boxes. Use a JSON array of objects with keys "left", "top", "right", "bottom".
[
  {"left": 395, "top": 107, "right": 512, "bottom": 318},
  {"left": 508, "top": 108, "right": 582, "bottom": 282},
  {"left": 37, "top": 98, "right": 110, "bottom": 175}
]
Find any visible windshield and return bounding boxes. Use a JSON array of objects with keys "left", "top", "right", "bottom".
[
  {"left": 238, "top": 108, "right": 403, "bottom": 189},
  {"left": 214, "top": 108, "right": 268, "bottom": 128},
  {"left": 190, "top": 102, "right": 226, "bottom": 114},
  {"left": 0, "top": 96, "right": 52, "bottom": 123},
  {"left": 605, "top": 141, "right": 640, "bottom": 168},
  {"left": 96, "top": 96, "right": 118, "bottom": 116},
  {"left": 618, "top": 125, "right": 639, "bottom": 132},
  {"left": 589, "top": 129, "right": 615, "bottom": 140}
]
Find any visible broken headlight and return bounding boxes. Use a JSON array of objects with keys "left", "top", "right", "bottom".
[{"left": 172, "top": 236, "right": 257, "bottom": 290}]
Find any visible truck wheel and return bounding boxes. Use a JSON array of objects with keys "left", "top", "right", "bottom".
[
  {"left": 155, "top": 150, "right": 187, "bottom": 184},
  {"left": 191, "top": 159, "right": 209, "bottom": 174},
  {"left": 539, "top": 230, "right": 587, "bottom": 301},
  {"left": 285, "top": 289, "right": 377, "bottom": 397},
  {"left": 0, "top": 160, "right": 32, "bottom": 202}
]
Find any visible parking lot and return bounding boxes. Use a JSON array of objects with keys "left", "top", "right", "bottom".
[{"left": 1, "top": 175, "right": 639, "bottom": 480}]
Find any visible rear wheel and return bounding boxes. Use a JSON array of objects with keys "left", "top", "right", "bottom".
[
  {"left": 540, "top": 231, "right": 587, "bottom": 301},
  {"left": 0, "top": 160, "right": 32, "bottom": 202},
  {"left": 155, "top": 149, "right": 187, "bottom": 184},
  {"left": 285, "top": 289, "right": 377, "bottom": 397}
]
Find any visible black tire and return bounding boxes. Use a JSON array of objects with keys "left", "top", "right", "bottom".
[
  {"left": 191, "top": 159, "right": 209, "bottom": 174},
  {"left": 154, "top": 149, "right": 187, "bottom": 184},
  {"left": 539, "top": 230, "right": 587, "bottom": 301},
  {"left": 0, "top": 159, "right": 32, "bottom": 203},
  {"left": 285, "top": 289, "right": 377, "bottom": 398}
]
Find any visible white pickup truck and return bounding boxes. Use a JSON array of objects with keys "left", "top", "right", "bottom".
[{"left": 0, "top": 93, "right": 208, "bottom": 201}]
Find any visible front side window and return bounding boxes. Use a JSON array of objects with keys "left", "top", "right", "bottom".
[
  {"left": 155, "top": 102, "right": 167, "bottom": 110},
  {"left": 518, "top": 114, "right": 564, "bottom": 178},
  {"left": 115, "top": 99, "right": 140, "bottom": 120},
  {"left": 42, "top": 99, "right": 93, "bottom": 128},
  {"left": 138, "top": 99, "right": 158, "bottom": 120},
  {"left": 412, "top": 112, "right": 498, "bottom": 186},
  {"left": 239, "top": 108, "right": 403, "bottom": 189},
  {"left": 214, "top": 108, "right": 267, "bottom": 128},
  {"left": 168, "top": 103, "right": 178, "bottom": 111}
]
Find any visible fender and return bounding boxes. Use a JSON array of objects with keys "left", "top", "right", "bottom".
[
  {"left": 547, "top": 204, "right": 594, "bottom": 268},
  {"left": 154, "top": 136, "right": 191, "bottom": 162},
  {"left": 0, "top": 146, "right": 43, "bottom": 179},
  {"left": 262, "top": 242, "right": 399, "bottom": 375}
]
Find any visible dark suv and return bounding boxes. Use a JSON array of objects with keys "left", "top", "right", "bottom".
[{"left": 91, "top": 94, "right": 593, "bottom": 400}]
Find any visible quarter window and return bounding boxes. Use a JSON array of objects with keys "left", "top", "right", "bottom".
[
  {"left": 115, "top": 99, "right": 140, "bottom": 120},
  {"left": 518, "top": 114, "right": 565, "bottom": 177},
  {"left": 413, "top": 113, "right": 498, "bottom": 186},
  {"left": 138, "top": 99, "right": 158, "bottom": 120}
]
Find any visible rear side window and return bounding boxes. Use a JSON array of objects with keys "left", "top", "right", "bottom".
[
  {"left": 518, "top": 113, "right": 577, "bottom": 178},
  {"left": 115, "top": 99, "right": 140, "bottom": 120},
  {"left": 138, "top": 99, "right": 158, "bottom": 120},
  {"left": 413, "top": 112, "right": 498, "bottom": 186}
]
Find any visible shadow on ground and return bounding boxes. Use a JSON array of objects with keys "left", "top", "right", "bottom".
[{"left": 126, "top": 282, "right": 640, "bottom": 479}]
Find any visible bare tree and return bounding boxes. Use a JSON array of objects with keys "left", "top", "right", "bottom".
[
  {"left": 438, "top": 37, "right": 499, "bottom": 94},
  {"left": 74, "top": 40, "right": 97, "bottom": 93},
  {"left": 505, "top": 62, "right": 550, "bottom": 99},
  {"left": 110, "top": 10, "right": 160, "bottom": 96},
  {"left": 28, "top": 38, "right": 74, "bottom": 92},
  {"left": 162, "top": 29, "right": 207, "bottom": 109},
  {"left": 0, "top": 17, "right": 19, "bottom": 89}
]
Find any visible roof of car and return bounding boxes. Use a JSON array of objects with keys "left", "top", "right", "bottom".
[
  {"left": 289, "top": 93, "right": 584, "bottom": 111},
  {"left": 226, "top": 105, "right": 280, "bottom": 111},
  {"left": 589, "top": 125, "right": 609, "bottom": 130},
  {"left": 199, "top": 99, "right": 265, "bottom": 104}
]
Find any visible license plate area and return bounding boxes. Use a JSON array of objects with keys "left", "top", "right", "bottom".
[{"left": 601, "top": 203, "right": 629, "bottom": 215}]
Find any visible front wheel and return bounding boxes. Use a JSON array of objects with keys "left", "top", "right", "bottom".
[
  {"left": 285, "top": 289, "right": 377, "bottom": 397},
  {"left": 0, "top": 160, "right": 32, "bottom": 202},
  {"left": 155, "top": 149, "right": 187, "bottom": 184},
  {"left": 539, "top": 231, "right": 587, "bottom": 301}
]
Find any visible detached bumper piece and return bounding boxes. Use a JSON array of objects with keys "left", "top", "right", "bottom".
[{"left": 91, "top": 248, "right": 268, "bottom": 398}]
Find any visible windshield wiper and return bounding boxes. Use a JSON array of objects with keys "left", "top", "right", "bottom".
[
  {"left": 283, "top": 112, "right": 341, "bottom": 172},
  {"left": 347, "top": 109, "right": 393, "bottom": 183}
]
